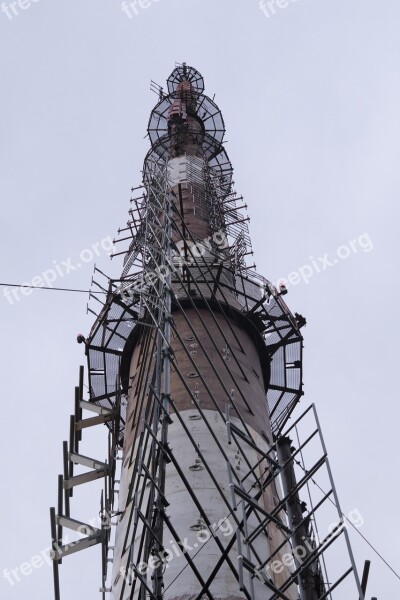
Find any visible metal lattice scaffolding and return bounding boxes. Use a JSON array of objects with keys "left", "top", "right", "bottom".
[{"left": 49, "top": 63, "right": 366, "bottom": 600}]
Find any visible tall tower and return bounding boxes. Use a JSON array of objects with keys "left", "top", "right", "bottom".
[{"left": 50, "top": 64, "right": 365, "bottom": 600}]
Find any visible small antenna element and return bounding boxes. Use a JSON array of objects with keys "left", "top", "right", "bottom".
[{"left": 150, "top": 80, "right": 164, "bottom": 99}]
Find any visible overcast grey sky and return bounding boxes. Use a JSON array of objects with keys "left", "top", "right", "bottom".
[{"left": 1, "top": 0, "right": 399, "bottom": 598}]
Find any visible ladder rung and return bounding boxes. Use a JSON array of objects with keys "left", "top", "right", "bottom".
[
  {"left": 52, "top": 532, "right": 103, "bottom": 560},
  {"left": 64, "top": 468, "right": 107, "bottom": 490},
  {"left": 57, "top": 515, "right": 100, "bottom": 536},
  {"left": 69, "top": 452, "right": 107, "bottom": 470},
  {"left": 75, "top": 414, "right": 113, "bottom": 430}
]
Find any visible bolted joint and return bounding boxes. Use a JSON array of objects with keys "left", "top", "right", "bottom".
[
  {"left": 294, "top": 312, "right": 307, "bottom": 329},
  {"left": 161, "top": 346, "right": 174, "bottom": 359}
]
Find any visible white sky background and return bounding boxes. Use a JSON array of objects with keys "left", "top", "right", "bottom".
[{"left": 1, "top": 0, "right": 399, "bottom": 598}]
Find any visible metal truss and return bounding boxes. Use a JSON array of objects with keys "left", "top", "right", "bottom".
[
  {"left": 86, "top": 154, "right": 304, "bottom": 440},
  {"left": 49, "top": 370, "right": 365, "bottom": 600},
  {"left": 50, "top": 63, "right": 366, "bottom": 600},
  {"left": 49, "top": 365, "right": 121, "bottom": 599}
]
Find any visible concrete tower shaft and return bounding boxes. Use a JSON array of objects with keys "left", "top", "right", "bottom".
[
  {"left": 109, "top": 65, "right": 298, "bottom": 600},
  {"left": 167, "top": 79, "right": 213, "bottom": 244},
  {"left": 167, "top": 79, "right": 205, "bottom": 159}
]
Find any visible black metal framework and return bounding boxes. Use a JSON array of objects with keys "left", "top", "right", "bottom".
[
  {"left": 167, "top": 64, "right": 205, "bottom": 95},
  {"left": 86, "top": 258, "right": 304, "bottom": 438},
  {"left": 49, "top": 64, "right": 365, "bottom": 600}
]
